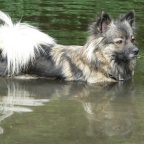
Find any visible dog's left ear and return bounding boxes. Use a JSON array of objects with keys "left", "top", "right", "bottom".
[{"left": 119, "top": 10, "right": 135, "bottom": 27}]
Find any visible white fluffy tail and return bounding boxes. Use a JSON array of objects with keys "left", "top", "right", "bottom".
[{"left": 0, "top": 11, "right": 56, "bottom": 76}]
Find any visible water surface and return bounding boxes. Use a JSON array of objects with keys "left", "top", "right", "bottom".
[{"left": 0, "top": 0, "right": 144, "bottom": 144}]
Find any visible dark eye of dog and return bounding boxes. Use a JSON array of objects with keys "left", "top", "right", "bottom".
[
  {"left": 115, "top": 40, "right": 123, "bottom": 45},
  {"left": 131, "top": 37, "right": 135, "bottom": 43}
]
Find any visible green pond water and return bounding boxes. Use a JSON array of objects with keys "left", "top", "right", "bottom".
[{"left": 0, "top": 0, "right": 144, "bottom": 144}]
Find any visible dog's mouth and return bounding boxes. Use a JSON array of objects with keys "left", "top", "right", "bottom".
[
  {"left": 128, "top": 53, "right": 138, "bottom": 59},
  {"left": 114, "top": 53, "right": 129, "bottom": 64},
  {"left": 114, "top": 52, "right": 138, "bottom": 64}
]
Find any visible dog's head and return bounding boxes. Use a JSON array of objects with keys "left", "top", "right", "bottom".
[{"left": 87, "top": 10, "right": 138, "bottom": 81}]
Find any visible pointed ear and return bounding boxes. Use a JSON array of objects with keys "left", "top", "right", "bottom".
[
  {"left": 119, "top": 10, "right": 135, "bottom": 27},
  {"left": 89, "top": 11, "right": 112, "bottom": 35},
  {"left": 96, "top": 11, "right": 112, "bottom": 33}
]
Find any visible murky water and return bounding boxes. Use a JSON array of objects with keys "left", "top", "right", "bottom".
[{"left": 0, "top": 0, "right": 144, "bottom": 144}]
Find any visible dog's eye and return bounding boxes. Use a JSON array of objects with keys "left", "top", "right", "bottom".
[
  {"left": 115, "top": 40, "right": 123, "bottom": 45},
  {"left": 131, "top": 38, "right": 135, "bottom": 43}
]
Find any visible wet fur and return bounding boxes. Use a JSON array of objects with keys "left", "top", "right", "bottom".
[{"left": 0, "top": 10, "right": 139, "bottom": 83}]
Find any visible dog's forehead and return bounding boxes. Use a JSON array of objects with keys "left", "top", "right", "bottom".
[
  {"left": 117, "top": 22, "right": 133, "bottom": 36},
  {"left": 108, "top": 22, "right": 133, "bottom": 39},
  {"left": 105, "top": 22, "right": 133, "bottom": 39}
]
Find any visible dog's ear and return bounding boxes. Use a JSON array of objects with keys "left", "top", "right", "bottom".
[
  {"left": 89, "top": 11, "right": 112, "bottom": 35},
  {"left": 96, "top": 11, "right": 112, "bottom": 33},
  {"left": 119, "top": 10, "right": 135, "bottom": 27}
]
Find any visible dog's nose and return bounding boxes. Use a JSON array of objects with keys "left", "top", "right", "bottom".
[{"left": 133, "top": 48, "right": 139, "bottom": 55}]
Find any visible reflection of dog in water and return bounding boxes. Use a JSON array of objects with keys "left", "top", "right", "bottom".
[
  {"left": 0, "top": 10, "right": 138, "bottom": 83},
  {"left": 0, "top": 79, "right": 136, "bottom": 137},
  {"left": 0, "top": 79, "right": 49, "bottom": 134},
  {"left": 80, "top": 81, "right": 136, "bottom": 137}
]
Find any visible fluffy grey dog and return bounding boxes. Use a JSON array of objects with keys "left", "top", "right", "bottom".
[{"left": 0, "top": 10, "right": 138, "bottom": 83}]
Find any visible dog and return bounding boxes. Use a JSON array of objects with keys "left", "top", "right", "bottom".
[{"left": 0, "top": 10, "right": 139, "bottom": 83}]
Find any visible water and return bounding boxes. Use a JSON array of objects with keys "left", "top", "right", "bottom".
[{"left": 0, "top": 0, "right": 144, "bottom": 144}]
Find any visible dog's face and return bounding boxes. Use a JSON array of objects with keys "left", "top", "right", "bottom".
[
  {"left": 88, "top": 10, "right": 139, "bottom": 81},
  {"left": 102, "top": 11, "right": 138, "bottom": 63}
]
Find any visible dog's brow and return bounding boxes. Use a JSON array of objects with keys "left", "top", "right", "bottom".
[{"left": 116, "top": 23, "right": 132, "bottom": 39}]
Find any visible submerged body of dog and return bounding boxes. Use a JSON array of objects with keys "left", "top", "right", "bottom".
[{"left": 0, "top": 10, "right": 139, "bottom": 83}]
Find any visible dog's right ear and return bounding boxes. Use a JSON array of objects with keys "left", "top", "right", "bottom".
[
  {"left": 89, "top": 12, "right": 112, "bottom": 35},
  {"left": 97, "top": 11, "right": 112, "bottom": 33}
]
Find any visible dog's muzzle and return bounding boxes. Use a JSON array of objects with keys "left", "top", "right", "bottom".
[
  {"left": 126, "top": 47, "right": 139, "bottom": 60},
  {"left": 132, "top": 47, "right": 139, "bottom": 56},
  {"left": 115, "top": 46, "right": 139, "bottom": 64}
]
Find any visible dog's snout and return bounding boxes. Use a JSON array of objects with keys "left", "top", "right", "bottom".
[{"left": 133, "top": 47, "right": 139, "bottom": 55}]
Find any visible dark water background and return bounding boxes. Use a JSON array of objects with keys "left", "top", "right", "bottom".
[{"left": 0, "top": 0, "right": 144, "bottom": 144}]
